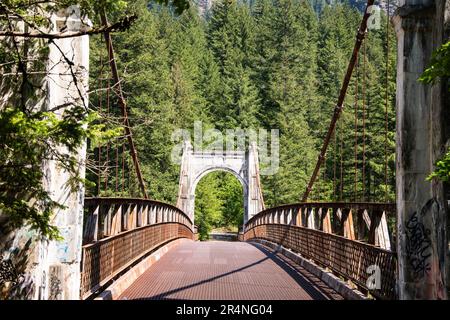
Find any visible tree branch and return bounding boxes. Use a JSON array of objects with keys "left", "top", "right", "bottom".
[{"left": 0, "top": 15, "right": 137, "bottom": 39}]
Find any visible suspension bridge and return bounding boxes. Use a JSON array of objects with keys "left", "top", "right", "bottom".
[{"left": 1, "top": 0, "right": 448, "bottom": 300}]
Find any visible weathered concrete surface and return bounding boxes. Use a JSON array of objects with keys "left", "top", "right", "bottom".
[
  {"left": 40, "top": 11, "right": 89, "bottom": 300},
  {"left": 445, "top": 0, "right": 450, "bottom": 298},
  {"left": 393, "top": 0, "right": 449, "bottom": 299},
  {"left": 176, "top": 141, "right": 264, "bottom": 225},
  {"left": 0, "top": 10, "right": 89, "bottom": 300}
]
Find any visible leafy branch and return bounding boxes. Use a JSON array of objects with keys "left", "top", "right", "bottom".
[
  {"left": 0, "top": 1, "right": 127, "bottom": 239},
  {"left": 0, "top": 15, "right": 137, "bottom": 38},
  {"left": 418, "top": 41, "right": 450, "bottom": 183},
  {"left": 426, "top": 148, "right": 450, "bottom": 183},
  {"left": 418, "top": 41, "right": 450, "bottom": 86},
  {"left": 0, "top": 107, "right": 120, "bottom": 239}
]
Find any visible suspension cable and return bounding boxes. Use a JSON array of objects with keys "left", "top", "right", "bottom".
[
  {"left": 340, "top": 118, "right": 344, "bottom": 201},
  {"left": 104, "top": 72, "right": 110, "bottom": 191},
  {"left": 322, "top": 151, "right": 326, "bottom": 201},
  {"left": 362, "top": 36, "right": 367, "bottom": 201},
  {"left": 354, "top": 54, "right": 359, "bottom": 202},
  {"left": 100, "top": 11, "right": 148, "bottom": 199},
  {"left": 384, "top": 0, "right": 390, "bottom": 201},
  {"left": 122, "top": 142, "right": 126, "bottom": 194},
  {"left": 97, "top": 47, "right": 104, "bottom": 196},
  {"left": 115, "top": 141, "right": 119, "bottom": 193},
  {"left": 302, "top": 0, "right": 375, "bottom": 202},
  {"left": 333, "top": 130, "right": 337, "bottom": 200}
]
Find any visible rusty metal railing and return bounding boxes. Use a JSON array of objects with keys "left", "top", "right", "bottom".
[
  {"left": 244, "top": 202, "right": 397, "bottom": 300},
  {"left": 80, "top": 198, "right": 193, "bottom": 299}
]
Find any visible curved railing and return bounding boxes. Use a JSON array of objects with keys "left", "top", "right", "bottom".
[
  {"left": 80, "top": 197, "right": 193, "bottom": 299},
  {"left": 243, "top": 202, "right": 397, "bottom": 300}
]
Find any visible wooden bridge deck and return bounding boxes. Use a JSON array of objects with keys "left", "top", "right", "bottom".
[{"left": 118, "top": 241, "right": 344, "bottom": 300}]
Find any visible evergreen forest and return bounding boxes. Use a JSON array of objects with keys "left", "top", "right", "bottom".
[{"left": 86, "top": 0, "right": 397, "bottom": 239}]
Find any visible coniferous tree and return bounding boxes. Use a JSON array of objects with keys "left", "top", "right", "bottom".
[
  {"left": 255, "top": 0, "right": 319, "bottom": 206},
  {"left": 86, "top": 0, "right": 397, "bottom": 231},
  {"left": 208, "top": 0, "right": 260, "bottom": 130}
]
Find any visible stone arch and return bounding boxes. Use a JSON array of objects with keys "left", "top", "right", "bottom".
[
  {"left": 190, "top": 166, "right": 248, "bottom": 195},
  {"left": 176, "top": 141, "right": 264, "bottom": 227}
]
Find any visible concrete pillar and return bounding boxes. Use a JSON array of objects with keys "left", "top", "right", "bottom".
[
  {"left": 0, "top": 9, "right": 90, "bottom": 300},
  {"left": 176, "top": 140, "right": 264, "bottom": 227},
  {"left": 247, "top": 141, "right": 265, "bottom": 222},
  {"left": 40, "top": 11, "right": 89, "bottom": 300},
  {"left": 393, "top": 0, "right": 448, "bottom": 299}
]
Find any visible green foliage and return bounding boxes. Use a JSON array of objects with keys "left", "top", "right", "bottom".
[
  {"left": 313, "top": 5, "right": 396, "bottom": 202},
  {"left": 419, "top": 41, "right": 450, "bottom": 183},
  {"left": 427, "top": 148, "right": 450, "bottom": 182},
  {"left": 152, "top": 0, "right": 190, "bottom": 15},
  {"left": 219, "top": 174, "right": 244, "bottom": 227},
  {"left": 88, "top": 0, "right": 397, "bottom": 213},
  {"left": 0, "top": 0, "right": 142, "bottom": 240},
  {"left": 0, "top": 0, "right": 130, "bottom": 28},
  {"left": 1, "top": 0, "right": 398, "bottom": 239},
  {"left": 254, "top": 0, "right": 319, "bottom": 206},
  {"left": 0, "top": 107, "right": 118, "bottom": 239},
  {"left": 195, "top": 173, "right": 223, "bottom": 240},
  {"left": 207, "top": 0, "right": 260, "bottom": 130},
  {"left": 419, "top": 41, "right": 450, "bottom": 86},
  {"left": 194, "top": 172, "right": 243, "bottom": 240},
  {"left": 0, "top": 0, "right": 192, "bottom": 239}
]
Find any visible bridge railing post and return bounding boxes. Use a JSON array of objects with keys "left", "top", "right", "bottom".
[
  {"left": 151, "top": 205, "right": 156, "bottom": 224},
  {"left": 156, "top": 205, "right": 160, "bottom": 224},
  {"left": 316, "top": 207, "right": 323, "bottom": 230},
  {"left": 343, "top": 208, "right": 355, "bottom": 240},
  {"left": 322, "top": 208, "right": 332, "bottom": 233},
  {"left": 143, "top": 204, "right": 149, "bottom": 226},
  {"left": 105, "top": 204, "right": 113, "bottom": 237}
]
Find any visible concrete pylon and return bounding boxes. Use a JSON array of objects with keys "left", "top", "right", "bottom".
[
  {"left": 176, "top": 140, "right": 265, "bottom": 226},
  {"left": 393, "top": 0, "right": 449, "bottom": 299},
  {"left": 0, "top": 9, "right": 89, "bottom": 300}
]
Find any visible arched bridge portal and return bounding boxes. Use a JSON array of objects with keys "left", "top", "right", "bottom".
[{"left": 176, "top": 141, "right": 265, "bottom": 225}]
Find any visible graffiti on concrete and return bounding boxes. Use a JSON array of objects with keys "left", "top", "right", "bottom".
[
  {"left": 0, "top": 236, "right": 34, "bottom": 299},
  {"left": 48, "top": 266, "right": 63, "bottom": 300},
  {"left": 405, "top": 199, "right": 437, "bottom": 279},
  {"left": 0, "top": 257, "right": 22, "bottom": 287}
]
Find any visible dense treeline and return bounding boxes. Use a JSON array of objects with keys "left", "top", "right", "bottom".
[{"left": 87, "top": 0, "right": 396, "bottom": 237}]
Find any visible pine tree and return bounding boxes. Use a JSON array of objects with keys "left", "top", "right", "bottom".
[
  {"left": 315, "top": 5, "right": 396, "bottom": 202},
  {"left": 195, "top": 172, "right": 224, "bottom": 239},
  {"left": 207, "top": 0, "right": 260, "bottom": 131},
  {"left": 86, "top": 0, "right": 397, "bottom": 217},
  {"left": 166, "top": 6, "right": 211, "bottom": 126},
  {"left": 315, "top": 4, "right": 360, "bottom": 201},
  {"left": 254, "top": 0, "right": 320, "bottom": 206}
]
